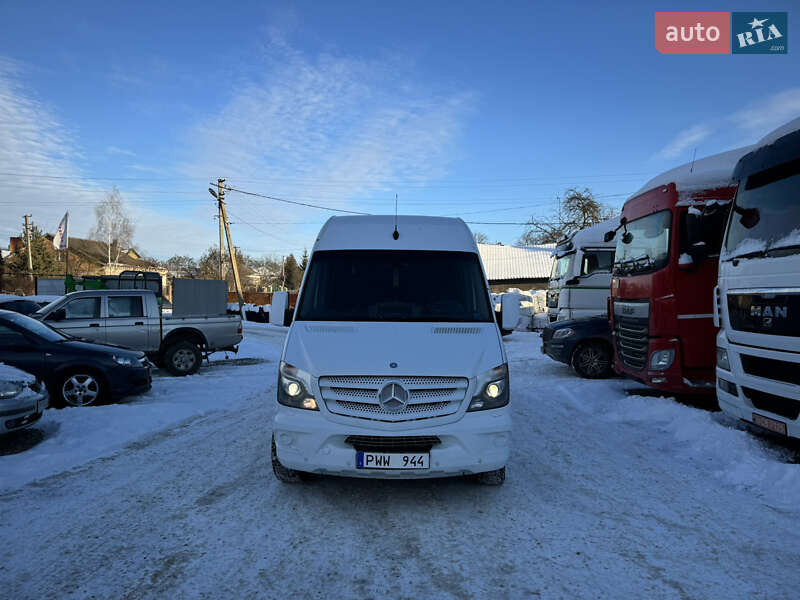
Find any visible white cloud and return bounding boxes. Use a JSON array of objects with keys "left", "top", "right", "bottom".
[
  {"left": 0, "top": 57, "right": 101, "bottom": 239},
  {"left": 730, "top": 87, "right": 800, "bottom": 136},
  {"left": 655, "top": 123, "right": 713, "bottom": 160},
  {"left": 176, "top": 45, "right": 475, "bottom": 255}
]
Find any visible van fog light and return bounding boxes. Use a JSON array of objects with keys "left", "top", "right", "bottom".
[
  {"left": 286, "top": 381, "right": 302, "bottom": 397},
  {"left": 486, "top": 383, "right": 502, "bottom": 398}
]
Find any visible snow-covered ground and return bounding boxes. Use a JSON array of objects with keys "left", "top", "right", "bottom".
[{"left": 1, "top": 324, "right": 800, "bottom": 598}]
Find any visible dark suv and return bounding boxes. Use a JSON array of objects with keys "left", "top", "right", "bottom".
[{"left": 541, "top": 316, "right": 614, "bottom": 378}]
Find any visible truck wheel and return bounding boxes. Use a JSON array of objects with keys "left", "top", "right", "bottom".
[
  {"left": 572, "top": 341, "right": 613, "bottom": 379},
  {"left": 470, "top": 467, "right": 506, "bottom": 485},
  {"left": 164, "top": 341, "right": 202, "bottom": 376},
  {"left": 271, "top": 437, "right": 307, "bottom": 483},
  {"left": 58, "top": 371, "right": 106, "bottom": 407}
]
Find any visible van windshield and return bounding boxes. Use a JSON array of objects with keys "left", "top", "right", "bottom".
[{"left": 296, "top": 250, "right": 494, "bottom": 322}]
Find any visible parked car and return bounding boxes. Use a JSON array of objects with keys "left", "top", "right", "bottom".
[
  {"left": 0, "top": 363, "right": 48, "bottom": 433},
  {"left": 0, "top": 309, "right": 151, "bottom": 407},
  {"left": 0, "top": 298, "right": 44, "bottom": 315},
  {"left": 272, "top": 215, "right": 515, "bottom": 485},
  {"left": 541, "top": 316, "right": 614, "bottom": 378},
  {"left": 33, "top": 288, "right": 242, "bottom": 376}
]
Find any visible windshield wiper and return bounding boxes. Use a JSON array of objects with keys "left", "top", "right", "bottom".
[{"left": 765, "top": 243, "right": 800, "bottom": 257}]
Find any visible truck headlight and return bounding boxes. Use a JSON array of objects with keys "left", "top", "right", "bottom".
[
  {"left": 278, "top": 361, "right": 318, "bottom": 411},
  {"left": 468, "top": 364, "right": 509, "bottom": 412},
  {"left": 112, "top": 355, "right": 134, "bottom": 366},
  {"left": 649, "top": 349, "right": 675, "bottom": 370},
  {"left": 716, "top": 348, "right": 730, "bottom": 371},
  {"left": 0, "top": 381, "right": 25, "bottom": 400},
  {"left": 552, "top": 327, "right": 574, "bottom": 339}
]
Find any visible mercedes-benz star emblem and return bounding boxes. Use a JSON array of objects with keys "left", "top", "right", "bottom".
[{"left": 377, "top": 382, "right": 409, "bottom": 413}]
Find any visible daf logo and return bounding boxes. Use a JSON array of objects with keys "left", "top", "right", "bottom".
[
  {"left": 377, "top": 382, "right": 409, "bottom": 413},
  {"left": 622, "top": 306, "right": 635, "bottom": 315}
]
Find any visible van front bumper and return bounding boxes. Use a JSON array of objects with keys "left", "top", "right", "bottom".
[{"left": 273, "top": 406, "right": 511, "bottom": 479}]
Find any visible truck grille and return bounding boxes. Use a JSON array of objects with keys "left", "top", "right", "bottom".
[
  {"left": 614, "top": 316, "right": 649, "bottom": 370},
  {"left": 345, "top": 435, "right": 441, "bottom": 452},
  {"left": 319, "top": 375, "right": 468, "bottom": 422},
  {"left": 740, "top": 355, "right": 800, "bottom": 386},
  {"left": 744, "top": 387, "right": 800, "bottom": 421}
]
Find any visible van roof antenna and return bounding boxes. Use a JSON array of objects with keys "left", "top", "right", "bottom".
[{"left": 393, "top": 193, "right": 399, "bottom": 240}]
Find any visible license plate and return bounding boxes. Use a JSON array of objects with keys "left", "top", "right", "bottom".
[
  {"left": 752, "top": 413, "right": 788, "bottom": 436},
  {"left": 356, "top": 451, "right": 429, "bottom": 470}
]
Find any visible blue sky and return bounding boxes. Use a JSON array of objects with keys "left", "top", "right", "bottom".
[{"left": 0, "top": 0, "right": 798, "bottom": 259}]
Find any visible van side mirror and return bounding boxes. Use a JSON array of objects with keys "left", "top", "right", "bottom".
[{"left": 47, "top": 308, "right": 66, "bottom": 321}]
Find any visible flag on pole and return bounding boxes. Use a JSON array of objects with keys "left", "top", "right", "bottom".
[{"left": 52, "top": 212, "right": 69, "bottom": 250}]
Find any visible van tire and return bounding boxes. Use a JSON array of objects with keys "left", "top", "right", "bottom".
[
  {"left": 164, "top": 341, "right": 202, "bottom": 376},
  {"left": 271, "top": 437, "right": 307, "bottom": 483},
  {"left": 471, "top": 466, "right": 506, "bottom": 486},
  {"left": 571, "top": 341, "right": 613, "bottom": 379}
]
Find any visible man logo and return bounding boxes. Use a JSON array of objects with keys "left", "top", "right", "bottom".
[
  {"left": 750, "top": 305, "right": 788, "bottom": 319},
  {"left": 732, "top": 13, "right": 787, "bottom": 54}
]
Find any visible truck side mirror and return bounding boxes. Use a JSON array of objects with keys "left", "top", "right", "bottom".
[
  {"left": 603, "top": 231, "right": 615, "bottom": 243},
  {"left": 684, "top": 210, "right": 708, "bottom": 264},
  {"left": 565, "top": 277, "right": 579, "bottom": 286}
]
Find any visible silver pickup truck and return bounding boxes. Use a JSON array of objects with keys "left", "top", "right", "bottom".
[{"left": 34, "top": 289, "right": 242, "bottom": 376}]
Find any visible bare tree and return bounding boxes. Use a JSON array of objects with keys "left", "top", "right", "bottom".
[
  {"left": 89, "top": 187, "right": 135, "bottom": 264},
  {"left": 518, "top": 188, "right": 617, "bottom": 245},
  {"left": 473, "top": 231, "right": 490, "bottom": 244}
]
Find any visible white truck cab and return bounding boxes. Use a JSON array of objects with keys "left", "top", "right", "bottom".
[
  {"left": 271, "top": 216, "right": 512, "bottom": 484},
  {"left": 547, "top": 220, "right": 616, "bottom": 322},
  {"left": 715, "top": 118, "right": 800, "bottom": 439}
]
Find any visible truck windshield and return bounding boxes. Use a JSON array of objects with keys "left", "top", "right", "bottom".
[
  {"left": 550, "top": 254, "right": 573, "bottom": 280},
  {"left": 296, "top": 250, "right": 494, "bottom": 322},
  {"left": 613, "top": 210, "right": 671, "bottom": 275},
  {"left": 724, "top": 163, "right": 800, "bottom": 260}
]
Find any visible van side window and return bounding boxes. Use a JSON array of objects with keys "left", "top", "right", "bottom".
[
  {"left": 580, "top": 250, "right": 614, "bottom": 276},
  {"left": 108, "top": 296, "right": 144, "bottom": 318},
  {"left": 63, "top": 297, "right": 101, "bottom": 319}
]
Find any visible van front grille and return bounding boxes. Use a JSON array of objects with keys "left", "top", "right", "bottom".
[
  {"left": 614, "top": 316, "right": 649, "bottom": 370},
  {"left": 319, "top": 375, "right": 468, "bottom": 422}
]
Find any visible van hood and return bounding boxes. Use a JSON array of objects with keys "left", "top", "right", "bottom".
[{"left": 283, "top": 322, "right": 505, "bottom": 378}]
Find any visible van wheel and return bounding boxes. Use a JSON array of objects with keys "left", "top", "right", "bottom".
[
  {"left": 470, "top": 467, "right": 506, "bottom": 486},
  {"left": 58, "top": 371, "right": 106, "bottom": 407},
  {"left": 271, "top": 437, "right": 307, "bottom": 483},
  {"left": 164, "top": 341, "right": 201, "bottom": 376},
  {"left": 572, "top": 341, "right": 613, "bottom": 379}
]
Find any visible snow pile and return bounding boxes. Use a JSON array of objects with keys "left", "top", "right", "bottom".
[
  {"left": 605, "top": 394, "right": 800, "bottom": 510},
  {"left": 0, "top": 323, "right": 285, "bottom": 492}
]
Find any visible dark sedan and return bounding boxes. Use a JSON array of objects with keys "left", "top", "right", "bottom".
[
  {"left": 541, "top": 316, "right": 615, "bottom": 378},
  {"left": 0, "top": 298, "right": 43, "bottom": 316},
  {"left": 0, "top": 309, "right": 151, "bottom": 407}
]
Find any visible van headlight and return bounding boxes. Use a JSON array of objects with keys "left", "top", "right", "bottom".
[
  {"left": 716, "top": 348, "right": 730, "bottom": 371},
  {"left": 468, "top": 364, "right": 509, "bottom": 412},
  {"left": 278, "top": 361, "right": 318, "bottom": 411},
  {"left": 649, "top": 349, "right": 675, "bottom": 370}
]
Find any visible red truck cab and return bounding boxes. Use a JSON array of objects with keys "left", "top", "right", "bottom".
[{"left": 608, "top": 148, "right": 748, "bottom": 394}]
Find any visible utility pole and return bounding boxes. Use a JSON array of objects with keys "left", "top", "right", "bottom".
[
  {"left": 218, "top": 178, "right": 226, "bottom": 280},
  {"left": 217, "top": 187, "right": 245, "bottom": 313},
  {"left": 23, "top": 215, "right": 33, "bottom": 272}
]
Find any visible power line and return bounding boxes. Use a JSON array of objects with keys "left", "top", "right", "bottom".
[{"left": 221, "top": 185, "right": 370, "bottom": 215}]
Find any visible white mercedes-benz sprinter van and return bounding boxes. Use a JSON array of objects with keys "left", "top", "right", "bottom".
[{"left": 271, "top": 215, "right": 513, "bottom": 484}]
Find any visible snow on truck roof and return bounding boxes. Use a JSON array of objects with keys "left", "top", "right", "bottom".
[
  {"left": 630, "top": 145, "right": 753, "bottom": 200},
  {"left": 754, "top": 116, "right": 800, "bottom": 147},
  {"left": 555, "top": 218, "right": 618, "bottom": 255},
  {"left": 313, "top": 215, "right": 477, "bottom": 252}
]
